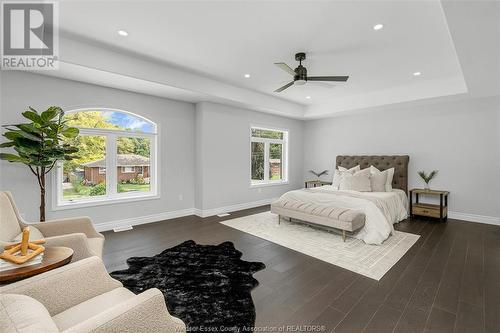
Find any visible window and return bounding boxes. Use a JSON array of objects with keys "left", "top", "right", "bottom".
[
  {"left": 250, "top": 127, "right": 288, "bottom": 186},
  {"left": 55, "top": 109, "right": 157, "bottom": 209},
  {"left": 121, "top": 166, "right": 135, "bottom": 173}
]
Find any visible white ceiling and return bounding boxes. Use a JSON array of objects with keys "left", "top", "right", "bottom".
[{"left": 40, "top": 0, "right": 499, "bottom": 118}]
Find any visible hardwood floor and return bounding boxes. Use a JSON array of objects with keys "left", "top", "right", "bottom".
[{"left": 102, "top": 206, "right": 500, "bottom": 333}]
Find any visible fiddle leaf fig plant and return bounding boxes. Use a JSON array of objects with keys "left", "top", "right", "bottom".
[{"left": 0, "top": 106, "right": 80, "bottom": 221}]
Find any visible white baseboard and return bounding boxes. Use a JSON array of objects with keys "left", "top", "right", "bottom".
[
  {"left": 94, "top": 208, "right": 196, "bottom": 232},
  {"left": 194, "top": 197, "right": 278, "bottom": 218},
  {"left": 448, "top": 211, "right": 500, "bottom": 226},
  {"left": 94, "top": 198, "right": 278, "bottom": 232},
  {"left": 94, "top": 202, "right": 500, "bottom": 233}
]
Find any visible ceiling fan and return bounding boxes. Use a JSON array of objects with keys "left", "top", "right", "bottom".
[{"left": 273, "top": 52, "right": 349, "bottom": 92}]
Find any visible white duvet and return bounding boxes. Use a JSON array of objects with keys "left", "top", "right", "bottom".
[{"left": 277, "top": 186, "right": 408, "bottom": 245}]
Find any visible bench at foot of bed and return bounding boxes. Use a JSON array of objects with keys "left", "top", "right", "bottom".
[{"left": 271, "top": 201, "right": 365, "bottom": 242}]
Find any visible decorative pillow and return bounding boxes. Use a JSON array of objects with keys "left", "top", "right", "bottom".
[
  {"left": 339, "top": 168, "right": 372, "bottom": 192},
  {"left": 369, "top": 166, "right": 387, "bottom": 192},
  {"left": 13, "top": 226, "right": 44, "bottom": 242},
  {"left": 370, "top": 166, "right": 394, "bottom": 192},
  {"left": 332, "top": 165, "right": 360, "bottom": 189}
]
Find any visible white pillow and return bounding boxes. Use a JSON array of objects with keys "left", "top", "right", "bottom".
[
  {"left": 339, "top": 168, "right": 372, "bottom": 192},
  {"left": 332, "top": 165, "right": 360, "bottom": 189},
  {"left": 370, "top": 166, "right": 394, "bottom": 192},
  {"left": 369, "top": 166, "right": 387, "bottom": 192}
]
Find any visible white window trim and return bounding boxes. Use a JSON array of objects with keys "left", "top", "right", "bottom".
[
  {"left": 249, "top": 125, "right": 289, "bottom": 187},
  {"left": 52, "top": 111, "right": 160, "bottom": 211},
  {"left": 98, "top": 167, "right": 106, "bottom": 175}
]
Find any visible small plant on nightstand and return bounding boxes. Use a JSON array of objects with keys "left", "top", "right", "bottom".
[
  {"left": 309, "top": 169, "right": 328, "bottom": 181},
  {"left": 417, "top": 170, "right": 438, "bottom": 190}
]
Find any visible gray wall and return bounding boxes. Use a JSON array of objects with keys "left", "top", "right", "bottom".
[
  {"left": 0, "top": 73, "right": 304, "bottom": 224},
  {"left": 0, "top": 72, "right": 196, "bottom": 223},
  {"left": 2, "top": 71, "right": 498, "bottom": 224},
  {"left": 303, "top": 96, "right": 500, "bottom": 218},
  {"left": 195, "top": 102, "right": 304, "bottom": 210}
]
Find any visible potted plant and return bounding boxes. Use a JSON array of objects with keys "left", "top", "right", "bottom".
[
  {"left": 309, "top": 169, "right": 329, "bottom": 181},
  {"left": 417, "top": 170, "right": 438, "bottom": 190},
  {"left": 0, "top": 107, "right": 80, "bottom": 221}
]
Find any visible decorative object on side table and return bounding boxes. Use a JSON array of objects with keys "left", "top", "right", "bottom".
[
  {"left": 409, "top": 188, "right": 449, "bottom": 221},
  {"left": 306, "top": 169, "right": 331, "bottom": 188},
  {"left": 309, "top": 169, "right": 329, "bottom": 181},
  {"left": 0, "top": 106, "right": 80, "bottom": 221},
  {"left": 0, "top": 227, "right": 45, "bottom": 265},
  {"left": 417, "top": 170, "right": 438, "bottom": 190}
]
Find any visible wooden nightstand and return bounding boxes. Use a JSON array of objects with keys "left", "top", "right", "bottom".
[
  {"left": 409, "top": 189, "right": 449, "bottom": 221},
  {"left": 305, "top": 180, "right": 332, "bottom": 188}
]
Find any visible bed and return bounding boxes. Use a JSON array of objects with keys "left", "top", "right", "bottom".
[{"left": 271, "top": 155, "right": 410, "bottom": 245}]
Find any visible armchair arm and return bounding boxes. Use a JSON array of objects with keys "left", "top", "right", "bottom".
[
  {"left": 44, "top": 233, "right": 96, "bottom": 262},
  {"left": 0, "top": 256, "right": 122, "bottom": 316},
  {"left": 64, "top": 288, "right": 186, "bottom": 333},
  {"left": 25, "top": 216, "right": 103, "bottom": 239}
]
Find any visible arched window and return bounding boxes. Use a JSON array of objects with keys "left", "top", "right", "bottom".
[{"left": 55, "top": 108, "right": 158, "bottom": 208}]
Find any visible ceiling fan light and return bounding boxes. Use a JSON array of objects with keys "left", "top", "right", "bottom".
[{"left": 294, "top": 79, "right": 306, "bottom": 86}]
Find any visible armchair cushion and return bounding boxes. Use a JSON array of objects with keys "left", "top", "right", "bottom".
[
  {"left": 30, "top": 217, "right": 103, "bottom": 239},
  {"left": 52, "top": 288, "right": 135, "bottom": 331},
  {"left": 0, "top": 192, "right": 22, "bottom": 242},
  {"left": 0, "top": 294, "right": 59, "bottom": 333},
  {"left": 63, "top": 288, "right": 186, "bottom": 333},
  {"left": 86, "top": 237, "right": 104, "bottom": 258},
  {"left": 44, "top": 234, "right": 96, "bottom": 262}
]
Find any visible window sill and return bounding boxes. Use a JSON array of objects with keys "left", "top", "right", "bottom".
[
  {"left": 53, "top": 192, "right": 160, "bottom": 211},
  {"left": 250, "top": 181, "right": 289, "bottom": 188}
]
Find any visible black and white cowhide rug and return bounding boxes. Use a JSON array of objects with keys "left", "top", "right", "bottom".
[{"left": 110, "top": 240, "right": 265, "bottom": 332}]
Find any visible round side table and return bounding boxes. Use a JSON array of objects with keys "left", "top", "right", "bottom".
[{"left": 0, "top": 246, "right": 74, "bottom": 284}]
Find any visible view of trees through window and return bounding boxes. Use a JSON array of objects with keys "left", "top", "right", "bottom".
[
  {"left": 60, "top": 110, "right": 154, "bottom": 202},
  {"left": 251, "top": 142, "right": 264, "bottom": 181},
  {"left": 251, "top": 127, "right": 287, "bottom": 184}
]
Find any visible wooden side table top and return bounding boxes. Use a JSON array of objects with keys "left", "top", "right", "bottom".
[
  {"left": 0, "top": 247, "right": 73, "bottom": 284},
  {"left": 410, "top": 188, "right": 449, "bottom": 196},
  {"left": 305, "top": 180, "right": 332, "bottom": 188}
]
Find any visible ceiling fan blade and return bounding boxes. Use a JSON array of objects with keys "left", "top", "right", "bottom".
[
  {"left": 274, "top": 81, "right": 294, "bottom": 92},
  {"left": 308, "top": 76, "right": 349, "bottom": 82},
  {"left": 308, "top": 81, "right": 335, "bottom": 89},
  {"left": 274, "top": 63, "right": 296, "bottom": 76}
]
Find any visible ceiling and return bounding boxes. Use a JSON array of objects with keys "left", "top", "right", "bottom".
[{"left": 38, "top": 0, "right": 499, "bottom": 118}]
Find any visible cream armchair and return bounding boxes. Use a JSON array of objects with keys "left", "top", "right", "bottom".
[
  {"left": 0, "top": 256, "right": 186, "bottom": 332},
  {"left": 0, "top": 191, "right": 104, "bottom": 262}
]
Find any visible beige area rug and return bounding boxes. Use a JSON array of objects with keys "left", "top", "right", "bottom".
[{"left": 220, "top": 212, "right": 420, "bottom": 280}]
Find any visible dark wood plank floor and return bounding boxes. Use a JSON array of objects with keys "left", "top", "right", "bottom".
[{"left": 103, "top": 206, "right": 500, "bottom": 333}]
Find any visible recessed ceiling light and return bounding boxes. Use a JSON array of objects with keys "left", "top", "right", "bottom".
[
  {"left": 413, "top": 71, "right": 422, "bottom": 76},
  {"left": 306, "top": 96, "right": 311, "bottom": 99},
  {"left": 373, "top": 24, "right": 384, "bottom": 31},
  {"left": 244, "top": 74, "right": 251, "bottom": 78},
  {"left": 117, "top": 30, "right": 128, "bottom": 36}
]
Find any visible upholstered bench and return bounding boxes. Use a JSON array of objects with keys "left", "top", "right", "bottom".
[{"left": 271, "top": 199, "right": 365, "bottom": 241}]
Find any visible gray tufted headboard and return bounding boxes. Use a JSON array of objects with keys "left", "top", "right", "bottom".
[{"left": 335, "top": 155, "right": 410, "bottom": 193}]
